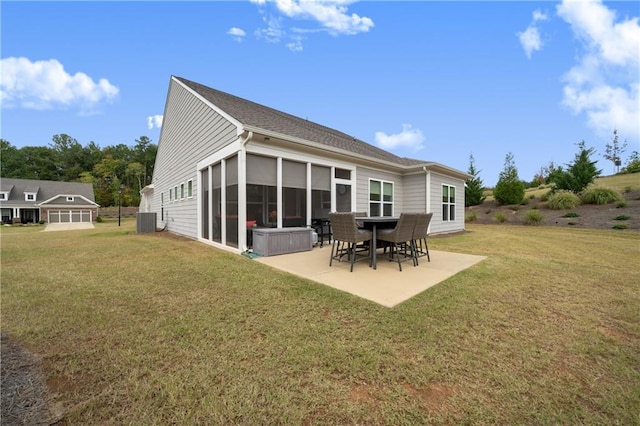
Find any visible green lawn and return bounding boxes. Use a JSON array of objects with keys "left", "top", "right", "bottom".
[{"left": 1, "top": 220, "right": 639, "bottom": 424}]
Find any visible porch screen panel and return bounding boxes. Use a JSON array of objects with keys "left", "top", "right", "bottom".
[
  {"left": 282, "top": 160, "right": 306, "bottom": 227},
  {"left": 312, "top": 165, "right": 331, "bottom": 219},
  {"left": 246, "top": 154, "right": 277, "bottom": 228},
  {"left": 225, "top": 155, "right": 238, "bottom": 247},
  {"left": 247, "top": 154, "right": 276, "bottom": 185},
  {"left": 311, "top": 166, "right": 330, "bottom": 191},
  {"left": 201, "top": 167, "right": 209, "bottom": 239},
  {"left": 212, "top": 164, "right": 222, "bottom": 243}
]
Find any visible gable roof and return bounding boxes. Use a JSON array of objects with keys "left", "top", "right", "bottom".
[
  {"left": 0, "top": 178, "right": 98, "bottom": 206},
  {"left": 175, "top": 76, "right": 434, "bottom": 169}
]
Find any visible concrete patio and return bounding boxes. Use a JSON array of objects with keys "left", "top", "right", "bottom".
[{"left": 256, "top": 245, "right": 486, "bottom": 308}]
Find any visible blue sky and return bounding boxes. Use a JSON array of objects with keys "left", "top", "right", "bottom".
[{"left": 2, "top": 1, "right": 639, "bottom": 186}]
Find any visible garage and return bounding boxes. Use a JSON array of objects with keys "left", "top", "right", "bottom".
[{"left": 48, "top": 210, "right": 92, "bottom": 223}]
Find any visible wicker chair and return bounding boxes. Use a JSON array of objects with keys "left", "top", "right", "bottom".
[
  {"left": 329, "top": 212, "right": 373, "bottom": 272},
  {"left": 376, "top": 213, "right": 419, "bottom": 271},
  {"left": 413, "top": 212, "right": 433, "bottom": 264}
]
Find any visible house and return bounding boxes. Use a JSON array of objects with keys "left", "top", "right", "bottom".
[
  {"left": 0, "top": 178, "right": 99, "bottom": 224},
  {"left": 140, "top": 76, "right": 471, "bottom": 252}
]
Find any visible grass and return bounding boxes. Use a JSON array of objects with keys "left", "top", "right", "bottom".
[
  {"left": 2, "top": 220, "right": 639, "bottom": 424},
  {"left": 592, "top": 173, "right": 640, "bottom": 192}
]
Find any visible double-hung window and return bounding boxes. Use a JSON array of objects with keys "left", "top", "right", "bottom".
[
  {"left": 442, "top": 184, "right": 456, "bottom": 221},
  {"left": 369, "top": 179, "right": 394, "bottom": 216}
]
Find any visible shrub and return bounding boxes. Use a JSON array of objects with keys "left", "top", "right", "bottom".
[
  {"left": 466, "top": 212, "right": 477, "bottom": 222},
  {"left": 580, "top": 187, "right": 622, "bottom": 205},
  {"left": 540, "top": 190, "right": 553, "bottom": 202},
  {"left": 509, "top": 205, "right": 520, "bottom": 211},
  {"left": 494, "top": 212, "right": 507, "bottom": 223},
  {"left": 562, "top": 212, "right": 580, "bottom": 218},
  {"left": 568, "top": 222, "right": 577, "bottom": 226},
  {"left": 523, "top": 210, "right": 544, "bottom": 225},
  {"left": 614, "top": 215, "right": 630, "bottom": 221},
  {"left": 38, "top": 220, "right": 45, "bottom": 225},
  {"left": 485, "top": 209, "right": 492, "bottom": 214},
  {"left": 520, "top": 198, "right": 530, "bottom": 205},
  {"left": 529, "top": 194, "right": 536, "bottom": 199},
  {"left": 616, "top": 201, "right": 628, "bottom": 208},
  {"left": 547, "top": 190, "right": 581, "bottom": 210},
  {"left": 612, "top": 224, "right": 630, "bottom": 230},
  {"left": 96, "top": 216, "right": 103, "bottom": 223}
]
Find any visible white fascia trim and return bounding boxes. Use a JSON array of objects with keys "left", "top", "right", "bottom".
[
  {"left": 197, "top": 140, "right": 243, "bottom": 170},
  {"left": 38, "top": 194, "right": 99, "bottom": 207},
  {"left": 172, "top": 76, "right": 244, "bottom": 136}
]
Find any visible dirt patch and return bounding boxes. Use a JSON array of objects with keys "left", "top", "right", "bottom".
[
  {"left": 403, "top": 382, "right": 454, "bottom": 412},
  {"left": 466, "top": 190, "right": 640, "bottom": 231}
]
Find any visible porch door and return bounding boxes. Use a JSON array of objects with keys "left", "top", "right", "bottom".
[{"left": 335, "top": 184, "right": 352, "bottom": 212}]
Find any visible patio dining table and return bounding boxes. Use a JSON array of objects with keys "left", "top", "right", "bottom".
[{"left": 359, "top": 216, "right": 399, "bottom": 270}]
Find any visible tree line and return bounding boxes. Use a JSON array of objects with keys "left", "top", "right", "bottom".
[{"left": 0, "top": 135, "right": 157, "bottom": 207}]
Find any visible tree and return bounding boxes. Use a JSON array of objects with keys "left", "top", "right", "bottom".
[
  {"left": 465, "top": 153, "right": 486, "bottom": 206},
  {"left": 0, "top": 139, "right": 21, "bottom": 178},
  {"left": 50, "top": 134, "right": 86, "bottom": 181},
  {"left": 602, "top": 129, "right": 627, "bottom": 174},
  {"left": 551, "top": 141, "right": 601, "bottom": 193},
  {"left": 493, "top": 152, "right": 525, "bottom": 205}
]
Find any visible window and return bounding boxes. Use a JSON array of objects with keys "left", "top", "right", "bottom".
[
  {"left": 169, "top": 189, "right": 173, "bottom": 202},
  {"left": 0, "top": 193, "right": 6, "bottom": 201},
  {"left": 180, "top": 183, "right": 185, "bottom": 200},
  {"left": 25, "top": 193, "right": 36, "bottom": 201},
  {"left": 442, "top": 184, "right": 456, "bottom": 221},
  {"left": 174, "top": 186, "right": 178, "bottom": 202},
  {"left": 369, "top": 179, "right": 394, "bottom": 216},
  {"left": 187, "top": 180, "right": 193, "bottom": 198},
  {"left": 66, "top": 196, "right": 74, "bottom": 202},
  {"left": 335, "top": 168, "right": 351, "bottom": 179}
]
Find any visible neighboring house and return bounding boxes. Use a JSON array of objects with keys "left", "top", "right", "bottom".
[
  {"left": 0, "top": 178, "right": 99, "bottom": 224},
  {"left": 140, "top": 76, "right": 471, "bottom": 252}
]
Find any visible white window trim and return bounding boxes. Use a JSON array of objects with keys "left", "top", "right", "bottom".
[
  {"left": 0, "top": 192, "right": 7, "bottom": 201},
  {"left": 442, "top": 184, "right": 456, "bottom": 222},
  {"left": 368, "top": 178, "right": 394, "bottom": 217},
  {"left": 187, "top": 179, "right": 193, "bottom": 198},
  {"left": 174, "top": 186, "right": 178, "bottom": 202},
  {"left": 25, "top": 193, "right": 37, "bottom": 201},
  {"left": 66, "top": 196, "right": 74, "bottom": 202},
  {"left": 180, "top": 183, "right": 185, "bottom": 200},
  {"left": 169, "top": 189, "right": 173, "bottom": 202}
]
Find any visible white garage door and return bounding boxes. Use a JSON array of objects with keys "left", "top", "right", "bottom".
[{"left": 49, "top": 210, "right": 91, "bottom": 223}]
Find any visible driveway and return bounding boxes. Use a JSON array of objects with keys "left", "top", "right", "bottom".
[{"left": 43, "top": 223, "right": 95, "bottom": 232}]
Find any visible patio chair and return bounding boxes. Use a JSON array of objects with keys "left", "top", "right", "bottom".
[
  {"left": 329, "top": 212, "right": 373, "bottom": 272},
  {"left": 376, "top": 213, "right": 419, "bottom": 271},
  {"left": 413, "top": 212, "right": 433, "bottom": 264}
]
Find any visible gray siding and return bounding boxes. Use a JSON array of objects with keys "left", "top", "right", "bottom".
[
  {"left": 402, "top": 173, "right": 428, "bottom": 213},
  {"left": 150, "top": 79, "right": 238, "bottom": 238},
  {"left": 429, "top": 172, "right": 466, "bottom": 234}
]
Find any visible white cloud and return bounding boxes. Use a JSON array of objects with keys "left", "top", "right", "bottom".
[
  {"left": 557, "top": 0, "right": 640, "bottom": 140},
  {"left": 250, "top": 0, "right": 373, "bottom": 51},
  {"left": 227, "top": 27, "right": 247, "bottom": 42},
  {"left": 271, "top": 0, "right": 374, "bottom": 36},
  {"left": 147, "top": 115, "right": 163, "bottom": 130},
  {"left": 517, "top": 9, "right": 548, "bottom": 58},
  {"left": 0, "top": 57, "right": 118, "bottom": 111},
  {"left": 374, "top": 124, "right": 424, "bottom": 151}
]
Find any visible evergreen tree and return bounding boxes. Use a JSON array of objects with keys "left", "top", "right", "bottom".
[
  {"left": 493, "top": 152, "right": 525, "bottom": 205},
  {"left": 465, "top": 153, "right": 486, "bottom": 206},
  {"left": 552, "top": 141, "right": 601, "bottom": 193}
]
